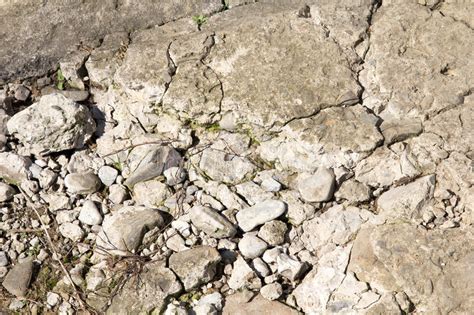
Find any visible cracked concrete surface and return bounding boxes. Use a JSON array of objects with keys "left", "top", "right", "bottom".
[{"left": 0, "top": 0, "right": 473, "bottom": 313}]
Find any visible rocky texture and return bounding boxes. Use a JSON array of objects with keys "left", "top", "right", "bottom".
[
  {"left": 107, "top": 261, "right": 182, "bottom": 314},
  {"left": 223, "top": 291, "right": 298, "bottom": 315},
  {"left": 236, "top": 200, "right": 287, "bottom": 232},
  {"left": 189, "top": 205, "right": 237, "bottom": 239},
  {"left": 97, "top": 206, "right": 164, "bottom": 255},
  {"left": 0, "top": 183, "right": 15, "bottom": 202},
  {"left": 1, "top": 0, "right": 473, "bottom": 313},
  {"left": 2, "top": 257, "right": 35, "bottom": 297},
  {"left": 349, "top": 223, "right": 474, "bottom": 314},
  {"left": 7, "top": 94, "right": 95, "bottom": 155},
  {"left": 168, "top": 246, "right": 221, "bottom": 291}
]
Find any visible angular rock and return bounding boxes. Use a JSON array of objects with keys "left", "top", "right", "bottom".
[
  {"left": 198, "top": 148, "right": 256, "bottom": 185},
  {"left": 107, "top": 261, "right": 182, "bottom": 314},
  {"left": 168, "top": 246, "right": 221, "bottom": 291},
  {"left": 2, "top": 257, "right": 35, "bottom": 297},
  {"left": 97, "top": 165, "right": 118, "bottom": 186},
  {"left": 59, "top": 223, "right": 84, "bottom": 242},
  {"left": 279, "top": 190, "right": 316, "bottom": 226},
  {"left": 334, "top": 179, "right": 371, "bottom": 204},
  {"left": 236, "top": 200, "right": 287, "bottom": 232},
  {"left": 0, "top": 152, "right": 32, "bottom": 185},
  {"left": 300, "top": 205, "right": 372, "bottom": 251},
  {"left": 7, "top": 94, "right": 95, "bottom": 155},
  {"left": 121, "top": 145, "right": 181, "bottom": 187},
  {"left": 97, "top": 206, "right": 164, "bottom": 255},
  {"left": 223, "top": 292, "right": 298, "bottom": 315},
  {"left": 258, "top": 220, "right": 288, "bottom": 246},
  {"left": 238, "top": 234, "right": 268, "bottom": 259},
  {"left": 355, "top": 145, "right": 421, "bottom": 188},
  {"left": 133, "top": 179, "right": 171, "bottom": 208},
  {"left": 259, "top": 105, "right": 383, "bottom": 172},
  {"left": 348, "top": 223, "right": 474, "bottom": 314},
  {"left": 64, "top": 172, "right": 102, "bottom": 194},
  {"left": 78, "top": 200, "right": 103, "bottom": 226},
  {"left": 294, "top": 246, "right": 352, "bottom": 313},
  {"left": 276, "top": 253, "right": 308, "bottom": 281},
  {"left": 0, "top": 183, "right": 15, "bottom": 202},
  {"left": 228, "top": 256, "right": 261, "bottom": 291},
  {"left": 189, "top": 205, "right": 237, "bottom": 239},
  {"left": 261, "top": 283, "right": 283, "bottom": 301},
  {"left": 297, "top": 168, "right": 336, "bottom": 202},
  {"left": 108, "top": 184, "right": 129, "bottom": 204},
  {"left": 377, "top": 175, "right": 435, "bottom": 221}
]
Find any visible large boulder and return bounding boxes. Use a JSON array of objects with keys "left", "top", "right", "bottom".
[{"left": 7, "top": 94, "right": 95, "bottom": 155}]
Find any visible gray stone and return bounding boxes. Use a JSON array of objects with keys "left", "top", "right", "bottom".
[
  {"left": 334, "top": 180, "right": 371, "bottom": 204},
  {"left": 78, "top": 200, "right": 103, "bottom": 226},
  {"left": 7, "top": 94, "right": 95, "bottom": 155},
  {"left": 238, "top": 234, "right": 268, "bottom": 259},
  {"left": 236, "top": 200, "right": 287, "bottom": 232},
  {"left": 280, "top": 190, "right": 316, "bottom": 226},
  {"left": 59, "top": 223, "right": 84, "bottom": 242},
  {"left": 0, "top": 152, "right": 32, "bottom": 185},
  {"left": 121, "top": 145, "right": 181, "bottom": 187},
  {"left": 235, "top": 181, "right": 273, "bottom": 205},
  {"left": 14, "top": 85, "right": 30, "bottom": 101},
  {"left": 168, "top": 246, "right": 221, "bottom": 291},
  {"left": 163, "top": 166, "right": 187, "bottom": 186},
  {"left": 0, "top": 251, "right": 9, "bottom": 267},
  {"left": 1, "top": 0, "right": 222, "bottom": 81},
  {"left": 0, "top": 183, "right": 15, "bottom": 202},
  {"left": 132, "top": 179, "right": 171, "bottom": 208},
  {"left": 189, "top": 205, "right": 237, "bottom": 239},
  {"left": 2, "top": 257, "right": 35, "bottom": 297},
  {"left": 348, "top": 223, "right": 474, "bottom": 314},
  {"left": 261, "top": 282, "right": 283, "bottom": 301},
  {"left": 98, "top": 165, "right": 118, "bottom": 186},
  {"left": 276, "top": 253, "right": 307, "bottom": 281},
  {"left": 228, "top": 256, "right": 261, "bottom": 291},
  {"left": 259, "top": 105, "right": 383, "bottom": 172},
  {"left": 107, "top": 261, "right": 182, "bottom": 314},
  {"left": 377, "top": 175, "right": 436, "bottom": 221},
  {"left": 261, "top": 178, "right": 282, "bottom": 192},
  {"left": 97, "top": 206, "right": 164, "bottom": 255},
  {"left": 300, "top": 205, "right": 372, "bottom": 252},
  {"left": 258, "top": 220, "right": 287, "bottom": 246},
  {"left": 297, "top": 168, "right": 336, "bottom": 203},
  {"left": 223, "top": 292, "right": 298, "bottom": 315},
  {"left": 57, "top": 90, "right": 90, "bottom": 102},
  {"left": 198, "top": 148, "right": 256, "bottom": 185},
  {"left": 64, "top": 172, "right": 102, "bottom": 194},
  {"left": 108, "top": 184, "right": 129, "bottom": 204}
]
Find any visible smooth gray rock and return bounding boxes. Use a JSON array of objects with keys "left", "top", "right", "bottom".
[
  {"left": 297, "top": 168, "right": 336, "bottom": 203},
  {"left": 169, "top": 246, "right": 221, "bottom": 291},
  {"left": 238, "top": 234, "right": 268, "bottom": 259},
  {"left": 7, "top": 94, "right": 95, "bottom": 155},
  {"left": 96, "top": 206, "right": 164, "bottom": 255},
  {"left": 64, "top": 172, "right": 102, "bottom": 194},
  {"left": 236, "top": 200, "right": 287, "bottom": 232},
  {"left": 2, "top": 257, "right": 35, "bottom": 297},
  {"left": 189, "top": 205, "right": 237, "bottom": 239},
  {"left": 14, "top": 85, "right": 30, "bottom": 101}
]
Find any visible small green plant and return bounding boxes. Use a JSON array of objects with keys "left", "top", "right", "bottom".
[
  {"left": 192, "top": 15, "right": 208, "bottom": 30},
  {"left": 57, "top": 69, "right": 65, "bottom": 90}
]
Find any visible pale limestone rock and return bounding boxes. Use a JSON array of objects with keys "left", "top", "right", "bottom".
[
  {"left": 7, "top": 94, "right": 95, "bottom": 155},
  {"left": 236, "top": 200, "right": 287, "bottom": 232}
]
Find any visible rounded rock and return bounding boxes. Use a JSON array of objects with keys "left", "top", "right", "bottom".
[
  {"left": 98, "top": 165, "right": 118, "bottom": 186},
  {"left": 64, "top": 172, "right": 101, "bottom": 194},
  {"left": 238, "top": 234, "right": 268, "bottom": 259},
  {"left": 78, "top": 200, "right": 103, "bottom": 226}
]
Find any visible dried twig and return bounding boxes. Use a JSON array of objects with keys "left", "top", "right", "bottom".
[{"left": 19, "top": 187, "right": 98, "bottom": 315}]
